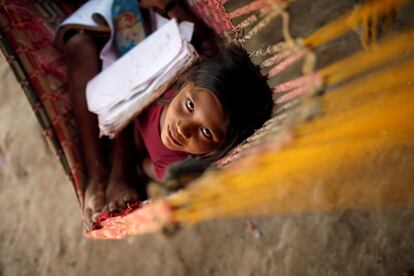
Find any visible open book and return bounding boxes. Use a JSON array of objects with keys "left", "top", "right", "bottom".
[{"left": 86, "top": 19, "right": 199, "bottom": 138}]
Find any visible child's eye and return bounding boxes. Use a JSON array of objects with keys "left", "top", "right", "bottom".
[
  {"left": 186, "top": 98, "right": 194, "bottom": 112},
  {"left": 201, "top": 127, "right": 212, "bottom": 139}
]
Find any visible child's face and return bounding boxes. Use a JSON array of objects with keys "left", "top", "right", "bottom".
[{"left": 160, "top": 83, "right": 225, "bottom": 155}]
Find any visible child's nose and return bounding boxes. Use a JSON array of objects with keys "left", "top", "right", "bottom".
[{"left": 177, "top": 119, "right": 194, "bottom": 139}]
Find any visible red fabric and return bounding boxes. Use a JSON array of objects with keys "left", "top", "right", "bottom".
[
  {"left": 0, "top": 0, "right": 238, "bottom": 240},
  {"left": 0, "top": 1, "right": 86, "bottom": 204},
  {"left": 93, "top": 201, "right": 142, "bottom": 230},
  {"left": 136, "top": 90, "right": 188, "bottom": 180},
  {"left": 190, "top": 0, "right": 235, "bottom": 36},
  {"left": 86, "top": 200, "right": 173, "bottom": 240}
]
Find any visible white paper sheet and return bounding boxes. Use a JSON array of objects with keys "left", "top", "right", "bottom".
[
  {"left": 57, "top": 0, "right": 117, "bottom": 69},
  {"left": 87, "top": 19, "right": 184, "bottom": 112}
]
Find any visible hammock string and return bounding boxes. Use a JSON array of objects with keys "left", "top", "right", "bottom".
[
  {"left": 228, "top": 0, "right": 287, "bottom": 19},
  {"left": 168, "top": 16, "right": 414, "bottom": 225}
]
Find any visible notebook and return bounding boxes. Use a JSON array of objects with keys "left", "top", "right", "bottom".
[
  {"left": 85, "top": 19, "right": 198, "bottom": 138},
  {"left": 55, "top": 0, "right": 117, "bottom": 69}
]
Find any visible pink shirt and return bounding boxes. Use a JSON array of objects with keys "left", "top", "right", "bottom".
[{"left": 135, "top": 94, "right": 188, "bottom": 181}]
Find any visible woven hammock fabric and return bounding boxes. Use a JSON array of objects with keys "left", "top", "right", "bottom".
[
  {"left": 0, "top": 0, "right": 238, "bottom": 238},
  {"left": 0, "top": 0, "right": 234, "bottom": 200},
  {"left": 1, "top": 0, "right": 413, "bottom": 240},
  {"left": 86, "top": 0, "right": 414, "bottom": 239},
  {"left": 0, "top": 0, "right": 85, "bottom": 203}
]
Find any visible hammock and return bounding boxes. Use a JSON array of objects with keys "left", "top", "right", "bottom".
[{"left": 1, "top": 0, "right": 413, "bottom": 240}]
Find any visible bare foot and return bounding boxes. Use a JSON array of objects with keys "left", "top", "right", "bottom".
[
  {"left": 83, "top": 175, "right": 107, "bottom": 231},
  {"left": 104, "top": 177, "right": 140, "bottom": 213}
]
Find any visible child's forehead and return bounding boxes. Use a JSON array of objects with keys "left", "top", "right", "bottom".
[
  {"left": 186, "top": 85, "right": 221, "bottom": 108},
  {"left": 180, "top": 82, "right": 211, "bottom": 96},
  {"left": 197, "top": 91, "right": 226, "bottom": 134}
]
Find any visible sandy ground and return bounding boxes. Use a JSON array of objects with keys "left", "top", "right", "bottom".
[{"left": 1, "top": 0, "right": 414, "bottom": 275}]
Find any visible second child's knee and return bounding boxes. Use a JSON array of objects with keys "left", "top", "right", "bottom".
[{"left": 64, "top": 32, "right": 99, "bottom": 65}]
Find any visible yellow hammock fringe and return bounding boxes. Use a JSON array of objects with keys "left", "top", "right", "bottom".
[
  {"left": 320, "top": 32, "right": 414, "bottom": 85},
  {"left": 167, "top": 39, "right": 414, "bottom": 225},
  {"left": 303, "top": 0, "right": 407, "bottom": 48},
  {"left": 170, "top": 84, "right": 414, "bottom": 224}
]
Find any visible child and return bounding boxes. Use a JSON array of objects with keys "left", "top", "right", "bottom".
[{"left": 60, "top": 0, "right": 273, "bottom": 230}]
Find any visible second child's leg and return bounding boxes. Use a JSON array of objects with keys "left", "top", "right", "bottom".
[{"left": 64, "top": 32, "right": 108, "bottom": 229}]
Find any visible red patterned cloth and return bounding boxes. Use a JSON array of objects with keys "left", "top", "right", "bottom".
[
  {"left": 0, "top": 0, "right": 237, "bottom": 239},
  {"left": 86, "top": 200, "right": 173, "bottom": 239},
  {"left": 190, "top": 0, "right": 235, "bottom": 37},
  {"left": 0, "top": 0, "right": 86, "bottom": 205}
]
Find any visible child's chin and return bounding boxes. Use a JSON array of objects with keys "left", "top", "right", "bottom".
[{"left": 160, "top": 134, "right": 176, "bottom": 151}]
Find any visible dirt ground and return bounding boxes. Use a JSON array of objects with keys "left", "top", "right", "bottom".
[{"left": 1, "top": 0, "right": 414, "bottom": 275}]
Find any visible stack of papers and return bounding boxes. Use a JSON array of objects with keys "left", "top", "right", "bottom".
[{"left": 86, "top": 19, "right": 198, "bottom": 138}]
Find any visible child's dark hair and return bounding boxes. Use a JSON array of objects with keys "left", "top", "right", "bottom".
[{"left": 164, "top": 43, "right": 273, "bottom": 187}]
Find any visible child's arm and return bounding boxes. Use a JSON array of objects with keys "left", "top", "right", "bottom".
[
  {"left": 142, "top": 156, "right": 158, "bottom": 181},
  {"left": 140, "top": 0, "right": 218, "bottom": 55}
]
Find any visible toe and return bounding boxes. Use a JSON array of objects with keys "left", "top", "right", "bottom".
[
  {"left": 102, "top": 204, "right": 109, "bottom": 213},
  {"left": 92, "top": 211, "right": 101, "bottom": 223},
  {"left": 83, "top": 208, "right": 93, "bottom": 231},
  {"left": 108, "top": 201, "right": 118, "bottom": 213},
  {"left": 125, "top": 193, "right": 139, "bottom": 204},
  {"left": 90, "top": 196, "right": 105, "bottom": 214},
  {"left": 117, "top": 196, "right": 128, "bottom": 209},
  {"left": 123, "top": 194, "right": 133, "bottom": 203}
]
